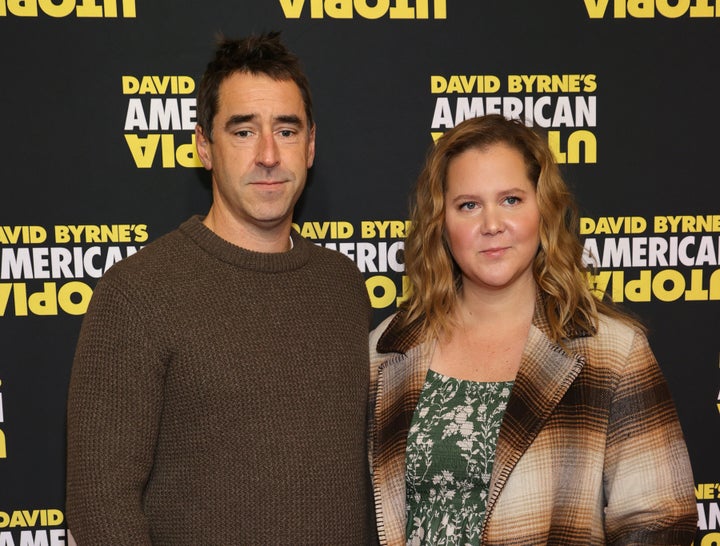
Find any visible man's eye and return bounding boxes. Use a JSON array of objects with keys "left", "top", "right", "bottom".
[
  {"left": 234, "top": 130, "right": 252, "bottom": 137},
  {"left": 278, "top": 129, "right": 296, "bottom": 138}
]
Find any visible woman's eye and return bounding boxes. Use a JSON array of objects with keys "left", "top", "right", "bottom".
[
  {"left": 504, "top": 196, "right": 520, "bottom": 205},
  {"left": 460, "top": 202, "right": 477, "bottom": 211}
]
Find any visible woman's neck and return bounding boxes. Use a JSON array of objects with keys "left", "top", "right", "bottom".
[{"left": 454, "top": 277, "right": 537, "bottom": 330}]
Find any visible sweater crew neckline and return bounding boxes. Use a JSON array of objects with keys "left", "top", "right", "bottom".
[{"left": 179, "top": 215, "right": 311, "bottom": 273}]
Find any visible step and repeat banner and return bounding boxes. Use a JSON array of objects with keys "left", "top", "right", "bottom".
[{"left": 1, "top": 1, "right": 719, "bottom": 543}]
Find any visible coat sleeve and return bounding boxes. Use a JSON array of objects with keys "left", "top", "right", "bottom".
[
  {"left": 367, "top": 314, "right": 395, "bottom": 476},
  {"left": 66, "top": 277, "right": 165, "bottom": 546},
  {"left": 603, "top": 329, "right": 696, "bottom": 545}
]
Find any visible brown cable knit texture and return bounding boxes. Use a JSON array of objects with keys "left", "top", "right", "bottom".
[{"left": 66, "top": 215, "right": 376, "bottom": 545}]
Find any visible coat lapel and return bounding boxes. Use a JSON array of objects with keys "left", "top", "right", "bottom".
[
  {"left": 372, "top": 305, "right": 590, "bottom": 544},
  {"left": 372, "top": 315, "right": 432, "bottom": 545},
  {"left": 484, "top": 323, "right": 586, "bottom": 524}
]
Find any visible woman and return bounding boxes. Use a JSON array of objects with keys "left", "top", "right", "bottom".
[{"left": 368, "top": 115, "right": 696, "bottom": 545}]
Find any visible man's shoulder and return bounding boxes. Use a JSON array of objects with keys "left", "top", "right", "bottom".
[
  {"left": 299, "top": 235, "right": 360, "bottom": 272},
  {"left": 294, "top": 236, "right": 370, "bottom": 315},
  {"left": 98, "top": 220, "right": 195, "bottom": 287}
]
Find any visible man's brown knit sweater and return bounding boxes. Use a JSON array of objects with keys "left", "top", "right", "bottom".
[{"left": 66, "top": 216, "right": 376, "bottom": 545}]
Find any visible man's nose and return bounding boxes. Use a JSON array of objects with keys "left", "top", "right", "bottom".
[{"left": 256, "top": 133, "right": 280, "bottom": 167}]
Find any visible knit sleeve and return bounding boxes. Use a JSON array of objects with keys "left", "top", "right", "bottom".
[
  {"left": 603, "top": 329, "right": 696, "bottom": 545},
  {"left": 66, "top": 277, "right": 166, "bottom": 545}
]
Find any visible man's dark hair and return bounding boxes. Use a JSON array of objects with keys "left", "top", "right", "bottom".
[{"left": 196, "top": 31, "right": 314, "bottom": 141}]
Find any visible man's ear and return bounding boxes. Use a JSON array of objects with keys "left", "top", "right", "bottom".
[
  {"left": 195, "top": 125, "right": 212, "bottom": 170},
  {"left": 306, "top": 124, "right": 316, "bottom": 169}
]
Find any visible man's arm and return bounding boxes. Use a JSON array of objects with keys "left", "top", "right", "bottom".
[{"left": 66, "top": 278, "right": 165, "bottom": 545}]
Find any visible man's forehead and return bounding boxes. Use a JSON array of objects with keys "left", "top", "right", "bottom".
[
  {"left": 218, "top": 73, "right": 304, "bottom": 107},
  {"left": 215, "top": 76, "right": 307, "bottom": 128}
]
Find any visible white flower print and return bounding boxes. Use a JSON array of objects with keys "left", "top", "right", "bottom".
[{"left": 405, "top": 370, "right": 513, "bottom": 545}]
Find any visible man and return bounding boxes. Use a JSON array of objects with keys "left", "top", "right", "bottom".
[{"left": 66, "top": 32, "right": 376, "bottom": 544}]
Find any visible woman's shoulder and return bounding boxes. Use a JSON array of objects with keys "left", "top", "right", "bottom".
[
  {"left": 369, "top": 313, "right": 399, "bottom": 357},
  {"left": 571, "top": 312, "right": 651, "bottom": 367},
  {"left": 370, "top": 313, "right": 396, "bottom": 337},
  {"left": 595, "top": 312, "right": 646, "bottom": 343},
  {"left": 370, "top": 310, "right": 427, "bottom": 356}
]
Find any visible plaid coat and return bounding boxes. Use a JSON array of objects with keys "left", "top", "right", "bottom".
[{"left": 368, "top": 306, "right": 696, "bottom": 545}]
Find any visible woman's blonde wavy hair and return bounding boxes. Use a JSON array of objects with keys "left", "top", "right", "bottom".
[{"left": 400, "top": 114, "right": 639, "bottom": 344}]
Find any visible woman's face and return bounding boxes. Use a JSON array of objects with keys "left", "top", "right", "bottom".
[{"left": 443, "top": 143, "right": 541, "bottom": 296}]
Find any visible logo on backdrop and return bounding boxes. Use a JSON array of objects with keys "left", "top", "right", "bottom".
[
  {"left": 430, "top": 73, "right": 598, "bottom": 164},
  {"left": 582, "top": 214, "right": 720, "bottom": 303},
  {"left": 0, "top": 380, "right": 5, "bottom": 459},
  {"left": 697, "top": 482, "right": 720, "bottom": 540},
  {"left": 0, "top": 0, "right": 136, "bottom": 18},
  {"left": 584, "top": 0, "right": 720, "bottom": 19},
  {"left": 0, "top": 510, "right": 75, "bottom": 546},
  {"left": 1, "top": 383, "right": 74, "bottom": 544},
  {"left": 279, "top": 0, "right": 447, "bottom": 19},
  {"left": 293, "top": 220, "right": 408, "bottom": 309},
  {"left": 695, "top": 362, "right": 720, "bottom": 540},
  {"left": 122, "top": 75, "right": 201, "bottom": 169},
  {"left": 1, "top": 221, "right": 407, "bottom": 315},
  {"left": 0, "top": 224, "right": 147, "bottom": 317}
]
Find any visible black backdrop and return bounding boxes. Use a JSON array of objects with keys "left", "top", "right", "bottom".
[{"left": 1, "top": 1, "right": 719, "bottom": 543}]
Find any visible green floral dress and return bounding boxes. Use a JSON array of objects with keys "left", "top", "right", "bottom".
[{"left": 405, "top": 370, "right": 513, "bottom": 545}]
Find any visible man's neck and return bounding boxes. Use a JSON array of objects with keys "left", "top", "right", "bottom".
[{"left": 202, "top": 209, "right": 293, "bottom": 253}]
